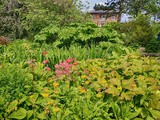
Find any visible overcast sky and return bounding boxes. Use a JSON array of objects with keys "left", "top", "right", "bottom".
[{"left": 82, "top": 0, "right": 106, "bottom": 10}]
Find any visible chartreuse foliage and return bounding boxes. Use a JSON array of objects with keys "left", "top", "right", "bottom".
[
  {"left": 34, "top": 22, "right": 123, "bottom": 47},
  {"left": 0, "top": 52, "right": 160, "bottom": 119}
]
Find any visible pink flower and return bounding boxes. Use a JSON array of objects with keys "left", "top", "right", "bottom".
[
  {"left": 73, "top": 62, "right": 77, "bottom": 65},
  {"left": 45, "top": 67, "right": 51, "bottom": 71},
  {"left": 42, "top": 51, "right": 47, "bottom": 56},
  {"left": 55, "top": 58, "right": 77, "bottom": 76},
  {"left": 65, "top": 58, "right": 74, "bottom": 63},
  {"left": 83, "top": 69, "right": 88, "bottom": 73},
  {"left": 42, "top": 59, "right": 49, "bottom": 64}
]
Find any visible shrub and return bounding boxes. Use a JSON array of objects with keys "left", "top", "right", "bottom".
[
  {"left": 117, "top": 15, "right": 155, "bottom": 47},
  {"left": 0, "top": 54, "right": 160, "bottom": 119},
  {"left": 0, "top": 64, "right": 33, "bottom": 101},
  {"left": 146, "top": 38, "right": 160, "bottom": 52},
  {"left": 34, "top": 22, "right": 123, "bottom": 47}
]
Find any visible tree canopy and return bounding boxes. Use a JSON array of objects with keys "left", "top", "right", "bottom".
[
  {"left": 0, "top": 0, "right": 89, "bottom": 39},
  {"left": 93, "top": 0, "right": 160, "bottom": 22}
]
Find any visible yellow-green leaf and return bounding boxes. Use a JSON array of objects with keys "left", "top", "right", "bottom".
[
  {"left": 37, "top": 112, "right": 46, "bottom": 119},
  {"left": 149, "top": 109, "right": 160, "bottom": 119},
  {"left": 19, "top": 96, "right": 28, "bottom": 104},
  {"left": 6, "top": 100, "right": 18, "bottom": 113},
  {"left": 27, "top": 110, "right": 33, "bottom": 119},
  {"left": 8, "top": 108, "right": 26, "bottom": 119},
  {"left": 29, "top": 93, "right": 39, "bottom": 103}
]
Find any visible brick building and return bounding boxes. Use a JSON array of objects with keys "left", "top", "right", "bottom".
[{"left": 90, "top": 10, "right": 118, "bottom": 26}]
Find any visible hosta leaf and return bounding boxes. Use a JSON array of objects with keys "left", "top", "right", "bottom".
[
  {"left": 149, "top": 109, "right": 160, "bottom": 119},
  {"left": 19, "top": 96, "right": 28, "bottom": 104},
  {"left": 37, "top": 112, "right": 46, "bottom": 119},
  {"left": 6, "top": 100, "right": 18, "bottom": 113},
  {"left": 127, "top": 112, "right": 140, "bottom": 119},
  {"left": 29, "top": 93, "right": 39, "bottom": 103},
  {"left": 146, "top": 116, "right": 154, "bottom": 120},
  {"left": 8, "top": 108, "right": 26, "bottom": 119},
  {"left": 27, "top": 110, "right": 33, "bottom": 119}
]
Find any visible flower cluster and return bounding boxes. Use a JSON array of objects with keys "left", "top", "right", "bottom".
[
  {"left": 42, "top": 51, "right": 51, "bottom": 72},
  {"left": 42, "top": 59, "right": 49, "bottom": 64},
  {"left": 42, "top": 51, "right": 47, "bottom": 56},
  {"left": 55, "top": 58, "right": 77, "bottom": 76},
  {"left": 26, "top": 59, "right": 36, "bottom": 68}
]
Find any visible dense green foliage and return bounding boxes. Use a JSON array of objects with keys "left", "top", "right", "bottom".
[
  {"left": 0, "top": 0, "right": 160, "bottom": 119},
  {"left": 0, "top": 43, "right": 160, "bottom": 119},
  {"left": 34, "top": 22, "right": 123, "bottom": 47},
  {"left": 105, "top": 15, "right": 160, "bottom": 50}
]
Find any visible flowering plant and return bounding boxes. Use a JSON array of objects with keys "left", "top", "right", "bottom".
[{"left": 55, "top": 58, "right": 77, "bottom": 76}]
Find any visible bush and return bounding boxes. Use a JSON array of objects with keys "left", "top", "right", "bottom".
[
  {"left": 117, "top": 15, "right": 155, "bottom": 47},
  {"left": 1, "top": 54, "right": 160, "bottom": 119},
  {"left": 0, "top": 63, "right": 33, "bottom": 118},
  {"left": 146, "top": 39, "right": 160, "bottom": 52},
  {"left": 34, "top": 22, "right": 123, "bottom": 47}
]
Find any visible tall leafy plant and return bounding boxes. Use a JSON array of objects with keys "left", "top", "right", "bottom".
[{"left": 34, "top": 22, "right": 123, "bottom": 47}]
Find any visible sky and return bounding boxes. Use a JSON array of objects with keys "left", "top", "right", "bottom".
[{"left": 82, "top": 0, "right": 106, "bottom": 10}]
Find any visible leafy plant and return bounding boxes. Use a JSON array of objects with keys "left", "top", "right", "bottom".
[{"left": 34, "top": 22, "right": 123, "bottom": 47}]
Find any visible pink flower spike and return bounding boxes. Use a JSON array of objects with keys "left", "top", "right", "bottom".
[
  {"left": 45, "top": 67, "right": 51, "bottom": 71},
  {"left": 42, "top": 51, "right": 47, "bottom": 56},
  {"left": 65, "top": 58, "right": 74, "bottom": 63},
  {"left": 42, "top": 59, "right": 49, "bottom": 64}
]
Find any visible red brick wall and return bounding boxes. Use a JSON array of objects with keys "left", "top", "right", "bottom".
[{"left": 91, "top": 13, "right": 118, "bottom": 26}]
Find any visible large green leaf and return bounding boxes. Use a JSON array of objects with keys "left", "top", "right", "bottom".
[
  {"left": 149, "top": 109, "right": 160, "bottom": 119},
  {"left": 19, "top": 96, "right": 28, "bottom": 104},
  {"left": 6, "top": 100, "right": 18, "bottom": 113},
  {"left": 29, "top": 93, "right": 39, "bottom": 103},
  {"left": 8, "top": 108, "right": 26, "bottom": 119},
  {"left": 111, "top": 102, "right": 120, "bottom": 119},
  {"left": 37, "top": 112, "right": 47, "bottom": 119},
  {"left": 27, "top": 110, "right": 33, "bottom": 119},
  {"left": 127, "top": 112, "right": 140, "bottom": 119}
]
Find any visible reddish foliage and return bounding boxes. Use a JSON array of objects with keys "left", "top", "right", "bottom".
[{"left": 0, "top": 36, "right": 10, "bottom": 45}]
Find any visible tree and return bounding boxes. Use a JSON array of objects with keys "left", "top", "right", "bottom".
[
  {"left": 126, "top": 0, "right": 160, "bottom": 17},
  {"left": 0, "top": 0, "right": 89, "bottom": 39},
  {"left": 0, "top": 0, "right": 26, "bottom": 38},
  {"left": 93, "top": 0, "right": 160, "bottom": 22}
]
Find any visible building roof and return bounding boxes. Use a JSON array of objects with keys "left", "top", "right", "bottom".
[
  {"left": 90, "top": 10, "right": 119, "bottom": 14},
  {"left": 90, "top": 10, "right": 108, "bottom": 14}
]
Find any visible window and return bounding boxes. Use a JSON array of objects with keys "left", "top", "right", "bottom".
[
  {"left": 111, "top": 16, "right": 115, "bottom": 20},
  {"left": 100, "top": 15, "right": 105, "bottom": 18}
]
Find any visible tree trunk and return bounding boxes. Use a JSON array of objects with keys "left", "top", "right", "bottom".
[{"left": 117, "top": 0, "right": 125, "bottom": 22}]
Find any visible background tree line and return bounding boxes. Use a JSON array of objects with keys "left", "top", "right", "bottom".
[
  {"left": 0, "top": 0, "right": 90, "bottom": 40},
  {"left": 93, "top": 0, "right": 160, "bottom": 22}
]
